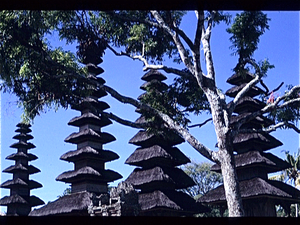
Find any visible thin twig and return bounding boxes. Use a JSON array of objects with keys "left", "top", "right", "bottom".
[{"left": 188, "top": 118, "right": 212, "bottom": 128}]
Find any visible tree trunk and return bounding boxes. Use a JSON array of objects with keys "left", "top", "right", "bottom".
[
  {"left": 204, "top": 87, "right": 244, "bottom": 217},
  {"left": 219, "top": 148, "right": 244, "bottom": 216}
]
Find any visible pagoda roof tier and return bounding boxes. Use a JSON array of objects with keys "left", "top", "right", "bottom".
[
  {"left": 141, "top": 70, "right": 167, "bottom": 82},
  {"left": 125, "top": 145, "right": 190, "bottom": 168},
  {"left": 29, "top": 191, "right": 93, "bottom": 216},
  {"left": 16, "top": 123, "right": 31, "bottom": 128},
  {"left": 81, "top": 56, "right": 103, "bottom": 65},
  {"left": 226, "top": 72, "right": 255, "bottom": 85},
  {"left": 0, "top": 194, "right": 44, "bottom": 209},
  {"left": 211, "top": 151, "right": 291, "bottom": 173},
  {"left": 6, "top": 152, "right": 38, "bottom": 161},
  {"left": 226, "top": 83, "right": 264, "bottom": 98},
  {"left": 68, "top": 112, "right": 112, "bottom": 128},
  {"left": 233, "top": 132, "right": 283, "bottom": 152},
  {"left": 65, "top": 128, "right": 116, "bottom": 145},
  {"left": 28, "top": 195, "right": 45, "bottom": 207},
  {"left": 15, "top": 127, "right": 32, "bottom": 134},
  {"left": 88, "top": 86, "right": 107, "bottom": 98},
  {"left": 1, "top": 178, "right": 28, "bottom": 188},
  {"left": 140, "top": 79, "right": 168, "bottom": 91},
  {"left": 86, "top": 63, "right": 104, "bottom": 75},
  {"left": 129, "top": 130, "right": 184, "bottom": 148},
  {"left": 228, "top": 96, "right": 265, "bottom": 113},
  {"left": 125, "top": 166, "right": 195, "bottom": 191},
  {"left": 138, "top": 190, "right": 209, "bottom": 216},
  {"left": 230, "top": 112, "right": 274, "bottom": 129},
  {"left": 60, "top": 146, "right": 119, "bottom": 163},
  {"left": 10, "top": 141, "right": 36, "bottom": 150},
  {"left": 56, "top": 166, "right": 122, "bottom": 183},
  {"left": 0, "top": 194, "right": 28, "bottom": 205},
  {"left": 71, "top": 98, "right": 110, "bottom": 112},
  {"left": 198, "top": 177, "right": 300, "bottom": 205},
  {"left": 137, "top": 89, "right": 163, "bottom": 101},
  {"left": 1, "top": 178, "right": 42, "bottom": 190},
  {"left": 134, "top": 116, "right": 150, "bottom": 125},
  {"left": 13, "top": 133, "right": 33, "bottom": 141},
  {"left": 3, "top": 164, "right": 40, "bottom": 175}
]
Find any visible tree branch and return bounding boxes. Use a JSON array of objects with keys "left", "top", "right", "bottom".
[
  {"left": 201, "top": 11, "right": 216, "bottom": 80},
  {"left": 234, "top": 85, "right": 300, "bottom": 129},
  {"left": 266, "top": 82, "right": 284, "bottom": 96},
  {"left": 99, "top": 83, "right": 215, "bottom": 162},
  {"left": 188, "top": 118, "right": 212, "bottom": 128},
  {"left": 238, "top": 121, "right": 300, "bottom": 134},
  {"left": 150, "top": 10, "right": 195, "bottom": 75},
  {"left": 107, "top": 43, "right": 192, "bottom": 78},
  {"left": 263, "top": 121, "right": 300, "bottom": 134},
  {"left": 101, "top": 111, "right": 150, "bottom": 129},
  {"left": 229, "top": 73, "right": 261, "bottom": 115}
]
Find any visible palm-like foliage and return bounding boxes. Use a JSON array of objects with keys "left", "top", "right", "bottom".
[
  {"left": 269, "top": 149, "right": 300, "bottom": 217},
  {"left": 283, "top": 149, "right": 300, "bottom": 188}
]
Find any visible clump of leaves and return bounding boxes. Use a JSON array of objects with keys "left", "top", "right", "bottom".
[
  {"left": 227, "top": 11, "right": 270, "bottom": 74},
  {"left": 168, "top": 70, "right": 210, "bottom": 115}
]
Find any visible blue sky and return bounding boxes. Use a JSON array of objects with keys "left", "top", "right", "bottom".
[{"left": 1, "top": 11, "right": 299, "bottom": 213}]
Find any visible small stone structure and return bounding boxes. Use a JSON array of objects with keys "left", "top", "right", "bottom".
[
  {"left": 125, "top": 70, "right": 208, "bottom": 216},
  {"left": 0, "top": 123, "right": 44, "bottom": 216},
  {"left": 198, "top": 72, "right": 300, "bottom": 216},
  {"left": 88, "top": 182, "right": 140, "bottom": 216}
]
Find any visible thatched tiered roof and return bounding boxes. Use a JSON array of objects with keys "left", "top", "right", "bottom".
[
  {"left": 139, "top": 190, "right": 209, "bottom": 216},
  {"left": 55, "top": 52, "right": 121, "bottom": 195},
  {"left": 199, "top": 178, "right": 300, "bottom": 205},
  {"left": 126, "top": 166, "right": 195, "bottom": 191},
  {"left": 31, "top": 48, "right": 121, "bottom": 216},
  {"left": 233, "top": 132, "right": 283, "bottom": 153},
  {"left": 125, "top": 70, "right": 208, "bottom": 216},
  {"left": 211, "top": 151, "right": 290, "bottom": 174},
  {"left": 29, "top": 191, "right": 93, "bottom": 216},
  {"left": 129, "top": 130, "right": 184, "bottom": 148},
  {"left": 226, "top": 83, "right": 264, "bottom": 98},
  {"left": 198, "top": 72, "right": 299, "bottom": 216},
  {"left": 125, "top": 145, "right": 190, "bottom": 168},
  {"left": 0, "top": 123, "right": 44, "bottom": 216}
]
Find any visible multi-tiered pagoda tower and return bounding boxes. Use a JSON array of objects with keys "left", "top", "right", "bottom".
[
  {"left": 125, "top": 70, "right": 208, "bottom": 216},
  {"left": 29, "top": 40, "right": 122, "bottom": 216},
  {"left": 198, "top": 72, "right": 300, "bottom": 216},
  {"left": 0, "top": 123, "right": 44, "bottom": 216}
]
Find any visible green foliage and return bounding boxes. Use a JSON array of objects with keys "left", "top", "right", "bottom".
[
  {"left": 57, "top": 187, "right": 71, "bottom": 198},
  {"left": 89, "top": 11, "right": 186, "bottom": 63},
  {"left": 181, "top": 161, "right": 223, "bottom": 199},
  {"left": 168, "top": 70, "right": 210, "bottom": 116},
  {"left": 181, "top": 161, "right": 224, "bottom": 217},
  {"left": 0, "top": 10, "right": 94, "bottom": 121},
  {"left": 227, "top": 11, "right": 270, "bottom": 73}
]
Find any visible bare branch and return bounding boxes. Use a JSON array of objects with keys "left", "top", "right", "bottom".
[
  {"left": 101, "top": 111, "right": 150, "bottom": 129},
  {"left": 267, "top": 82, "right": 284, "bottom": 96},
  {"left": 188, "top": 118, "right": 212, "bottom": 128},
  {"left": 228, "top": 74, "right": 261, "bottom": 115},
  {"left": 263, "top": 121, "right": 300, "bottom": 134},
  {"left": 192, "top": 10, "right": 204, "bottom": 85},
  {"left": 259, "top": 79, "right": 269, "bottom": 94},
  {"left": 99, "top": 83, "right": 215, "bottom": 162},
  {"left": 238, "top": 121, "right": 300, "bottom": 134},
  {"left": 201, "top": 11, "right": 216, "bottom": 80},
  {"left": 150, "top": 10, "right": 195, "bottom": 75},
  {"left": 107, "top": 43, "right": 192, "bottom": 78},
  {"left": 234, "top": 85, "right": 300, "bottom": 129}
]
